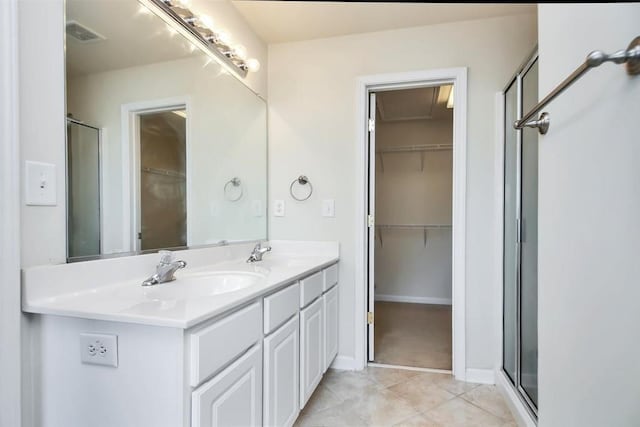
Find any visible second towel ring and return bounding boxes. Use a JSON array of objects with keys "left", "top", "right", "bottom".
[
  {"left": 290, "top": 175, "right": 313, "bottom": 201},
  {"left": 224, "top": 177, "right": 243, "bottom": 202}
]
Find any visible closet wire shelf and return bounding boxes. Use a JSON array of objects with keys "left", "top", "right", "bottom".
[
  {"left": 377, "top": 144, "right": 452, "bottom": 172},
  {"left": 375, "top": 224, "right": 452, "bottom": 247}
]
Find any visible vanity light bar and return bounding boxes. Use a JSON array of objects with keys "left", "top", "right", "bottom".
[{"left": 138, "top": 0, "right": 260, "bottom": 78}]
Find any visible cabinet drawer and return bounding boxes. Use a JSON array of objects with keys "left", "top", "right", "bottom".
[
  {"left": 300, "top": 271, "right": 323, "bottom": 308},
  {"left": 264, "top": 282, "right": 300, "bottom": 335},
  {"left": 190, "top": 302, "right": 262, "bottom": 387},
  {"left": 323, "top": 263, "right": 339, "bottom": 292}
]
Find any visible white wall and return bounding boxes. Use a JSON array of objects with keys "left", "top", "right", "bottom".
[
  {"left": 268, "top": 14, "right": 537, "bottom": 369},
  {"left": 1, "top": 0, "right": 22, "bottom": 424},
  {"left": 537, "top": 4, "right": 640, "bottom": 426},
  {"left": 19, "top": 0, "right": 268, "bottom": 268},
  {"left": 19, "top": 0, "right": 67, "bottom": 267},
  {"left": 375, "top": 118, "right": 453, "bottom": 303},
  {"left": 68, "top": 55, "right": 267, "bottom": 254},
  {"left": 269, "top": 16, "right": 536, "bottom": 369}
]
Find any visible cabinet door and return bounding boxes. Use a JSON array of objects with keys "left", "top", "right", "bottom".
[
  {"left": 323, "top": 286, "right": 338, "bottom": 372},
  {"left": 192, "top": 344, "right": 262, "bottom": 427},
  {"left": 264, "top": 316, "right": 299, "bottom": 427},
  {"left": 299, "top": 297, "right": 324, "bottom": 408}
]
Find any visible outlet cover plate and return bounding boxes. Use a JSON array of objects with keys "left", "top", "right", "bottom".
[
  {"left": 322, "top": 199, "right": 335, "bottom": 217},
  {"left": 274, "top": 199, "right": 285, "bottom": 217},
  {"left": 80, "top": 333, "right": 118, "bottom": 367}
]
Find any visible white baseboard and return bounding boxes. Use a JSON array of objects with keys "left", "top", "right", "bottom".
[
  {"left": 375, "top": 294, "right": 452, "bottom": 305},
  {"left": 495, "top": 369, "right": 536, "bottom": 427},
  {"left": 330, "top": 355, "right": 356, "bottom": 371},
  {"left": 465, "top": 368, "right": 495, "bottom": 385}
]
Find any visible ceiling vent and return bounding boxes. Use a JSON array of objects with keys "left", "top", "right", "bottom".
[{"left": 65, "top": 21, "right": 105, "bottom": 43}]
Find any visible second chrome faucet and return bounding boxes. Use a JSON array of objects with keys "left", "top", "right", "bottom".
[{"left": 247, "top": 242, "right": 271, "bottom": 263}]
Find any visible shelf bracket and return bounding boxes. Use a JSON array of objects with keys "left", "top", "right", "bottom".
[
  {"left": 423, "top": 227, "right": 428, "bottom": 247},
  {"left": 377, "top": 152, "right": 385, "bottom": 173},
  {"left": 420, "top": 152, "right": 424, "bottom": 172},
  {"left": 378, "top": 227, "right": 383, "bottom": 247}
]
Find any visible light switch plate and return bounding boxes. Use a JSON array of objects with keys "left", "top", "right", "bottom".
[
  {"left": 25, "top": 161, "right": 56, "bottom": 206},
  {"left": 322, "top": 199, "right": 335, "bottom": 217},
  {"left": 274, "top": 200, "right": 285, "bottom": 217},
  {"left": 80, "top": 333, "right": 118, "bottom": 367}
]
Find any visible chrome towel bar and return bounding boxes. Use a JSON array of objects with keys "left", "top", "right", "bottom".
[{"left": 515, "top": 36, "right": 640, "bottom": 134}]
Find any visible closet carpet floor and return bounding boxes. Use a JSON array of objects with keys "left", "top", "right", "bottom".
[{"left": 374, "top": 302, "right": 452, "bottom": 370}]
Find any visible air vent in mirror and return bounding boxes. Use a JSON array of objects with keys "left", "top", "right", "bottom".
[{"left": 66, "top": 21, "right": 105, "bottom": 43}]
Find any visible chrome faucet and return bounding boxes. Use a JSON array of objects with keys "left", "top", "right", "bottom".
[
  {"left": 141, "top": 250, "right": 187, "bottom": 286},
  {"left": 247, "top": 242, "right": 271, "bottom": 263}
]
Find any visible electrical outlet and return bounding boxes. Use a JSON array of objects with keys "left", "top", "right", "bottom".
[
  {"left": 80, "top": 333, "right": 118, "bottom": 367},
  {"left": 273, "top": 199, "right": 285, "bottom": 217}
]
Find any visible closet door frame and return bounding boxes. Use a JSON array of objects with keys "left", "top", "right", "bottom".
[{"left": 355, "top": 68, "right": 468, "bottom": 379}]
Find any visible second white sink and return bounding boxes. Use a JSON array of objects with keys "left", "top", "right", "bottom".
[{"left": 118, "top": 271, "right": 266, "bottom": 302}]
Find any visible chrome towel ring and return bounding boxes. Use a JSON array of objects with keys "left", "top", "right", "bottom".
[
  {"left": 290, "top": 175, "right": 313, "bottom": 201},
  {"left": 224, "top": 177, "right": 243, "bottom": 202}
]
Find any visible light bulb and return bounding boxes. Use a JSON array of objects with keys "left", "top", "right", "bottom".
[
  {"left": 199, "top": 14, "right": 214, "bottom": 29},
  {"left": 216, "top": 30, "right": 231, "bottom": 46},
  {"left": 173, "top": 0, "right": 191, "bottom": 9},
  {"left": 232, "top": 44, "right": 247, "bottom": 60},
  {"left": 246, "top": 58, "right": 260, "bottom": 72}
]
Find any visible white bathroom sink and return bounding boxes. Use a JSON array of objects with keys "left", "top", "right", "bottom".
[{"left": 117, "top": 271, "right": 266, "bottom": 301}]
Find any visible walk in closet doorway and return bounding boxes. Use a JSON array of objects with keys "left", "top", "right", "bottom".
[{"left": 368, "top": 85, "right": 454, "bottom": 371}]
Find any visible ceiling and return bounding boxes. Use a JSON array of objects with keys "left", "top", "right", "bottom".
[
  {"left": 66, "top": 0, "right": 200, "bottom": 77},
  {"left": 230, "top": 2, "right": 537, "bottom": 44},
  {"left": 377, "top": 85, "right": 453, "bottom": 122}
]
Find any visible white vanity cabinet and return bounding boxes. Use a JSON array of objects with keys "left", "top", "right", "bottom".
[
  {"left": 299, "top": 296, "right": 324, "bottom": 407},
  {"left": 192, "top": 343, "right": 263, "bottom": 427},
  {"left": 27, "top": 259, "right": 339, "bottom": 427},
  {"left": 263, "top": 316, "right": 299, "bottom": 427},
  {"left": 189, "top": 302, "right": 264, "bottom": 427},
  {"left": 323, "top": 285, "right": 339, "bottom": 372},
  {"left": 263, "top": 282, "right": 301, "bottom": 427}
]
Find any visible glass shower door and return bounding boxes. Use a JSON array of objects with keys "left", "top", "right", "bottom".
[
  {"left": 503, "top": 79, "right": 519, "bottom": 384},
  {"left": 66, "top": 119, "right": 101, "bottom": 259},
  {"left": 520, "top": 59, "right": 539, "bottom": 408},
  {"left": 502, "top": 52, "right": 538, "bottom": 417}
]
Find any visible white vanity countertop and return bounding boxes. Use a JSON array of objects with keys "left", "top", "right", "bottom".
[{"left": 22, "top": 241, "right": 339, "bottom": 329}]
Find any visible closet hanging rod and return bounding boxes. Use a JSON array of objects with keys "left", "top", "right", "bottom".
[
  {"left": 514, "top": 36, "right": 640, "bottom": 134},
  {"left": 377, "top": 144, "right": 452, "bottom": 153}
]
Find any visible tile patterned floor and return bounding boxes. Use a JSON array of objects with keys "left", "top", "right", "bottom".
[{"left": 294, "top": 367, "right": 516, "bottom": 427}]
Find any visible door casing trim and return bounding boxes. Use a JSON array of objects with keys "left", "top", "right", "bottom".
[{"left": 354, "top": 68, "right": 468, "bottom": 380}]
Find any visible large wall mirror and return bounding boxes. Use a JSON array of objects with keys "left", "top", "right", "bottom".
[{"left": 65, "top": 0, "right": 267, "bottom": 261}]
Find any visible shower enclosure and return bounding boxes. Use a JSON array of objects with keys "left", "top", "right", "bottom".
[
  {"left": 502, "top": 50, "right": 538, "bottom": 418},
  {"left": 66, "top": 118, "right": 101, "bottom": 260}
]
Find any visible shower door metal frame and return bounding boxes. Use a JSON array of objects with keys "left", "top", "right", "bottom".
[
  {"left": 65, "top": 117, "right": 103, "bottom": 261},
  {"left": 501, "top": 49, "right": 539, "bottom": 421}
]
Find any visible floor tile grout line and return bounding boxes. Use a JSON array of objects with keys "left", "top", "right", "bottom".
[{"left": 458, "top": 392, "right": 516, "bottom": 422}]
